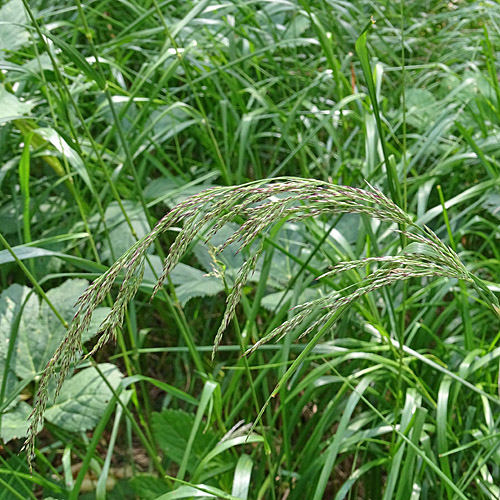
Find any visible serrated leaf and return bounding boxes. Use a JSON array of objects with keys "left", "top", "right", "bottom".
[
  {"left": 170, "top": 264, "right": 223, "bottom": 306},
  {"left": 143, "top": 257, "right": 223, "bottom": 306},
  {"left": 44, "top": 363, "right": 123, "bottom": 432},
  {"left": 151, "top": 409, "right": 216, "bottom": 473}
]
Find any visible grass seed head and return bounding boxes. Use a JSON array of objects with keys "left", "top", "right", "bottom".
[{"left": 23, "top": 177, "right": 497, "bottom": 467}]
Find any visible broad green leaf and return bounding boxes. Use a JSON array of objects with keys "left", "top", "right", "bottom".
[
  {"left": 143, "top": 177, "right": 214, "bottom": 207},
  {"left": 151, "top": 409, "right": 216, "bottom": 474},
  {"left": 481, "top": 192, "right": 500, "bottom": 219},
  {"left": 143, "top": 256, "right": 223, "bottom": 306},
  {"left": 0, "top": 281, "right": 112, "bottom": 382},
  {"left": 140, "top": 104, "right": 197, "bottom": 148},
  {"left": 44, "top": 363, "right": 123, "bottom": 432},
  {"left": 100, "top": 201, "right": 150, "bottom": 262},
  {"left": 0, "top": 0, "right": 28, "bottom": 52},
  {"left": 97, "top": 95, "right": 138, "bottom": 132},
  {"left": 261, "top": 290, "right": 293, "bottom": 311},
  {"left": 10, "top": 279, "right": 88, "bottom": 380},
  {"left": 284, "top": 14, "right": 310, "bottom": 39},
  {"left": 3, "top": 54, "right": 53, "bottom": 81},
  {"left": 0, "top": 285, "right": 31, "bottom": 412},
  {"left": 261, "top": 288, "right": 318, "bottom": 311},
  {"left": 169, "top": 263, "right": 223, "bottom": 306},
  {"left": 0, "top": 284, "right": 29, "bottom": 362},
  {"left": 193, "top": 224, "right": 245, "bottom": 274},
  {"left": 404, "top": 88, "right": 438, "bottom": 130},
  {"left": 0, "top": 85, "right": 34, "bottom": 123},
  {"left": 0, "top": 401, "right": 31, "bottom": 443},
  {"left": 0, "top": 284, "right": 38, "bottom": 382},
  {"left": 130, "top": 476, "right": 170, "bottom": 500}
]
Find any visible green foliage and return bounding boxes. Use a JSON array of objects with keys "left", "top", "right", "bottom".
[
  {"left": 0, "top": 86, "right": 34, "bottom": 123},
  {"left": 44, "top": 364, "right": 123, "bottom": 433},
  {"left": 1, "top": 401, "right": 31, "bottom": 442},
  {"left": 1, "top": 0, "right": 500, "bottom": 498},
  {"left": 0, "top": 0, "right": 28, "bottom": 52},
  {"left": 130, "top": 476, "right": 170, "bottom": 500},
  {"left": 152, "top": 409, "right": 217, "bottom": 473},
  {"left": 0, "top": 280, "right": 119, "bottom": 445}
]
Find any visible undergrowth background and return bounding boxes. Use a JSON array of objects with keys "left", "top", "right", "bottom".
[{"left": 1, "top": 0, "right": 500, "bottom": 499}]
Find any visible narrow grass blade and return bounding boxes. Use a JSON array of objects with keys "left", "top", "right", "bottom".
[
  {"left": 231, "top": 454, "right": 253, "bottom": 500},
  {"left": 177, "top": 380, "right": 217, "bottom": 482}
]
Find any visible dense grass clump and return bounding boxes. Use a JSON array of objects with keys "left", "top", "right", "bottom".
[{"left": 1, "top": 1, "right": 500, "bottom": 499}]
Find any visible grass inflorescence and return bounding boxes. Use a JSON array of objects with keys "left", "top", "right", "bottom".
[{"left": 25, "top": 177, "right": 499, "bottom": 464}]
